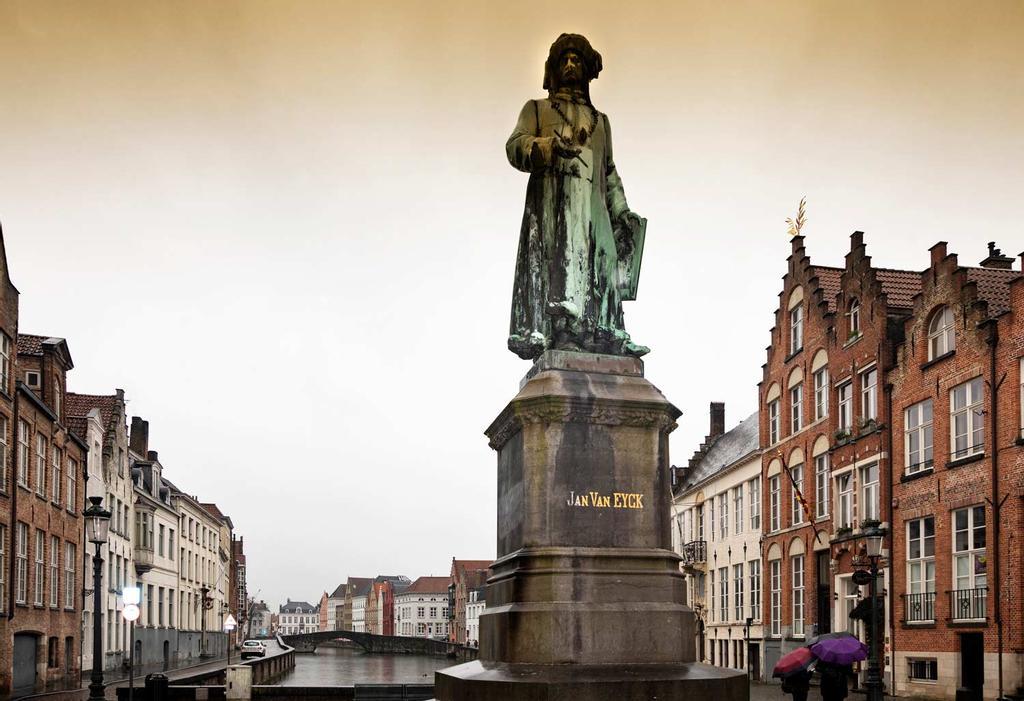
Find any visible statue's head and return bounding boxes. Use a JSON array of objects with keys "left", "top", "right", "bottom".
[{"left": 543, "top": 33, "right": 602, "bottom": 99}]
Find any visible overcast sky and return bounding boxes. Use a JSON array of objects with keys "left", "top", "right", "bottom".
[{"left": 0, "top": 1, "right": 1021, "bottom": 610}]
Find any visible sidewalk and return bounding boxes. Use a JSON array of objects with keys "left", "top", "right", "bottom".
[{"left": 102, "top": 655, "right": 228, "bottom": 689}]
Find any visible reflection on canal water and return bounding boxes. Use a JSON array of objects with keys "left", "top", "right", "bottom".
[{"left": 276, "top": 646, "right": 453, "bottom": 686}]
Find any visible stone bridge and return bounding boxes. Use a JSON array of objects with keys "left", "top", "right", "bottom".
[{"left": 279, "top": 630, "right": 478, "bottom": 662}]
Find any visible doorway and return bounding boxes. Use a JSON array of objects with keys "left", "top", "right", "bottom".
[
  {"left": 13, "top": 634, "right": 38, "bottom": 694},
  {"left": 816, "top": 551, "right": 832, "bottom": 634},
  {"left": 163, "top": 640, "right": 170, "bottom": 670},
  {"left": 748, "top": 641, "right": 761, "bottom": 681},
  {"left": 959, "top": 633, "right": 983, "bottom": 701}
]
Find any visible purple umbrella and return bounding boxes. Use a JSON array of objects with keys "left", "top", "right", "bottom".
[{"left": 810, "top": 633, "right": 868, "bottom": 665}]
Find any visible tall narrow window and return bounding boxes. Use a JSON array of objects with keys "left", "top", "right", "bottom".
[
  {"left": 814, "top": 368, "right": 829, "bottom": 421},
  {"left": 768, "top": 400, "right": 780, "bottom": 444},
  {"left": 905, "top": 400, "right": 934, "bottom": 474},
  {"left": 0, "top": 524, "right": 6, "bottom": 612},
  {"left": 860, "top": 463, "right": 879, "bottom": 522},
  {"left": 34, "top": 529, "right": 44, "bottom": 606},
  {"left": 719, "top": 566, "right": 728, "bottom": 620},
  {"left": 64, "top": 543, "right": 75, "bottom": 609},
  {"left": 15, "top": 522, "right": 27, "bottom": 604},
  {"left": 836, "top": 473, "right": 853, "bottom": 528},
  {"left": 790, "top": 305, "right": 803, "bottom": 353},
  {"left": 0, "top": 332, "right": 9, "bottom": 391},
  {"left": 749, "top": 477, "right": 761, "bottom": 531},
  {"left": 791, "top": 463, "right": 805, "bottom": 525},
  {"left": 35, "top": 434, "right": 46, "bottom": 496},
  {"left": 848, "top": 299, "right": 860, "bottom": 336},
  {"left": 951, "top": 378, "right": 984, "bottom": 459},
  {"left": 51, "top": 446, "right": 61, "bottom": 505},
  {"left": 860, "top": 367, "right": 877, "bottom": 423},
  {"left": 906, "top": 517, "right": 935, "bottom": 622},
  {"left": 769, "top": 559, "right": 781, "bottom": 637},
  {"left": 734, "top": 563, "right": 745, "bottom": 620},
  {"left": 17, "top": 420, "right": 29, "bottom": 487},
  {"left": 733, "top": 487, "right": 744, "bottom": 535},
  {"left": 49, "top": 535, "right": 59, "bottom": 608},
  {"left": 769, "top": 476, "right": 780, "bottom": 532},
  {"left": 927, "top": 306, "right": 955, "bottom": 360},
  {"left": 952, "top": 506, "right": 986, "bottom": 619},
  {"left": 697, "top": 504, "right": 704, "bottom": 541},
  {"left": 719, "top": 493, "right": 728, "bottom": 539},
  {"left": 0, "top": 416, "right": 7, "bottom": 493},
  {"left": 749, "top": 559, "right": 761, "bottom": 620},
  {"left": 814, "top": 453, "right": 830, "bottom": 518},
  {"left": 838, "top": 382, "right": 853, "bottom": 433},
  {"left": 791, "top": 384, "right": 803, "bottom": 433},
  {"left": 792, "top": 555, "right": 805, "bottom": 636},
  {"left": 1019, "top": 358, "right": 1024, "bottom": 439},
  {"left": 66, "top": 458, "right": 76, "bottom": 513}
]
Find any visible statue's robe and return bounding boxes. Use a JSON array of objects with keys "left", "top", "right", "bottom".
[{"left": 506, "top": 96, "right": 632, "bottom": 359}]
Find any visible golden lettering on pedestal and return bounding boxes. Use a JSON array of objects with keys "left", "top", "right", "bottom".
[{"left": 566, "top": 490, "right": 644, "bottom": 509}]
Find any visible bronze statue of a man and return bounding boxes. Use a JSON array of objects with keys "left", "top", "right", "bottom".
[{"left": 506, "top": 33, "right": 647, "bottom": 360}]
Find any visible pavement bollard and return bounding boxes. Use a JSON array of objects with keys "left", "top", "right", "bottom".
[
  {"left": 226, "top": 665, "right": 253, "bottom": 700},
  {"left": 144, "top": 674, "right": 169, "bottom": 701}
]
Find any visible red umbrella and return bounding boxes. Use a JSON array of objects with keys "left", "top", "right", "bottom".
[{"left": 772, "top": 646, "right": 816, "bottom": 678}]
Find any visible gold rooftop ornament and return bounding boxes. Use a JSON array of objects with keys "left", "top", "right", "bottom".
[{"left": 786, "top": 197, "right": 807, "bottom": 237}]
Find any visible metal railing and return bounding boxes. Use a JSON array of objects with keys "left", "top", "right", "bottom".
[
  {"left": 902, "top": 591, "right": 935, "bottom": 622},
  {"left": 680, "top": 540, "right": 707, "bottom": 565},
  {"left": 949, "top": 587, "right": 987, "bottom": 621}
]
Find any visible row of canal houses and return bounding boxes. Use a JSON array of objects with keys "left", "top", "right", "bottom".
[
  {"left": 313, "top": 558, "right": 491, "bottom": 646},
  {"left": 672, "top": 234, "right": 1024, "bottom": 701},
  {"left": 0, "top": 226, "right": 248, "bottom": 696}
]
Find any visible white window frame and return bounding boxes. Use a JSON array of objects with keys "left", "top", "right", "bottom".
[
  {"left": 927, "top": 306, "right": 955, "bottom": 360},
  {"left": 0, "top": 332, "right": 9, "bottom": 391},
  {"left": 35, "top": 434, "right": 46, "bottom": 496},
  {"left": 838, "top": 382, "right": 853, "bottom": 433},
  {"left": 49, "top": 535, "right": 59, "bottom": 608},
  {"left": 719, "top": 493, "right": 728, "bottom": 540},
  {"left": 814, "top": 367, "right": 829, "bottom": 421},
  {"left": 769, "top": 559, "right": 781, "bottom": 637},
  {"left": 66, "top": 458, "right": 76, "bottom": 514},
  {"left": 0, "top": 524, "right": 5, "bottom": 612},
  {"left": 790, "top": 305, "right": 803, "bottom": 353},
  {"left": 950, "top": 378, "right": 985, "bottom": 460},
  {"left": 15, "top": 522, "right": 27, "bottom": 604},
  {"left": 0, "top": 416, "right": 7, "bottom": 493},
  {"left": 906, "top": 516, "right": 935, "bottom": 622},
  {"left": 905, "top": 400, "right": 934, "bottom": 474},
  {"left": 791, "top": 463, "right": 804, "bottom": 525},
  {"left": 952, "top": 506, "right": 986, "bottom": 594},
  {"left": 908, "top": 658, "right": 938, "bottom": 683},
  {"left": 849, "top": 299, "right": 860, "bottom": 336},
  {"left": 814, "top": 453, "right": 830, "bottom": 519},
  {"left": 733, "top": 563, "right": 744, "bottom": 620},
  {"left": 51, "top": 445, "right": 61, "bottom": 505},
  {"left": 769, "top": 476, "right": 780, "bottom": 532},
  {"left": 33, "top": 528, "right": 44, "bottom": 606},
  {"left": 836, "top": 472, "right": 853, "bottom": 528},
  {"left": 768, "top": 399, "right": 780, "bottom": 445},
  {"left": 17, "top": 420, "right": 29, "bottom": 487},
  {"left": 718, "top": 566, "right": 728, "bottom": 620},
  {"left": 860, "top": 367, "right": 877, "bottom": 423},
  {"left": 749, "top": 558, "right": 761, "bottom": 621},
  {"left": 733, "top": 487, "right": 744, "bottom": 535},
  {"left": 792, "top": 555, "right": 805, "bottom": 637},
  {"left": 748, "top": 477, "right": 760, "bottom": 531},
  {"left": 791, "top": 383, "right": 803, "bottom": 433},
  {"left": 859, "top": 463, "right": 879, "bottom": 523}
]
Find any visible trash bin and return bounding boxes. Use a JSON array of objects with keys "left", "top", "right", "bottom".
[{"left": 145, "top": 673, "right": 169, "bottom": 701}]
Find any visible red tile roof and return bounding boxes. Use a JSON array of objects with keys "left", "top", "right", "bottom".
[
  {"left": 66, "top": 392, "right": 121, "bottom": 430},
  {"left": 16, "top": 334, "right": 49, "bottom": 356},
  {"left": 965, "top": 267, "right": 1021, "bottom": 316},
  {"left": 404, "top": 576, "right": 451, "bottom": 594},
  {"left": 811, "top": 266, "right": 842, "bottom": 312},
  {"left": 875, "top": 269, "right": 922, "bottom": 310},
  {"left": 67, "top": 416, "right": 89, "bottom": 441},
  {"left": 453, "top": 559, "right": 491, "bottom": 573}
]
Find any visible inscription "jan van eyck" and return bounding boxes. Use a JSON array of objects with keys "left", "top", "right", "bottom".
[{"left": 566, "top": 490, "right": 644, "bottom": 509}]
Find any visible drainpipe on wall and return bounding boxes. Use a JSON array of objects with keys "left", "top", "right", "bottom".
[
  {"left": 884, "top": 379, "right": 896, "bottom": 697},
  {"left": 984, "top": 320, "right": 1005, "bottom": 701},
  {"left": 9, "top": 386, "right": 19, "bottom": 619},
  {"left": 80, "top": 450, "right": 89, "bottom": 681}
]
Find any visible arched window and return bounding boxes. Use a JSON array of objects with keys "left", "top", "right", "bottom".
[
  {"left": 848, "top": 299, "right": 860, "bottom": 337},
  {"left": 927, "top": 306, "right": 955, "bottom": 360}
]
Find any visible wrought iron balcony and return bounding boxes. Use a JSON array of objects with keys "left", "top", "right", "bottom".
[
  {"left": 901, "top": 591, "right": 935, "bottom": 622},
  {"left": 949, "top": 587, "right": 987, "bottom": 621},
  {"left": 680, "top": 540, "right": 707, "bottom": 566}
]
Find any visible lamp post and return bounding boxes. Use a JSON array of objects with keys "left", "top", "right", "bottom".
[
  {"left": 85, "top": 496, "right": 112, "bottom": 701},
  {"left": 122, "top": 586, "right": 141, "bottom": 701},
  {"left": 863, "top": 522, "right": 886, "bottom": 701}
]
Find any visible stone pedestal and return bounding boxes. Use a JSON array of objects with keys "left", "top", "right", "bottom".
[{"left": 434, "top": 351, "right": 749, "bottom": 700}]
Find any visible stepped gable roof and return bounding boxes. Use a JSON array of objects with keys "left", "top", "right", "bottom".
[
  {"left": 965, "top": 266, "right": 1021, "bottom": 316},
  {"left": 874, "top": 268, "right": 923, "bottom": 310},
  {"left": 678, "top": 411, "right": 759, "bottom": 493},
  {"left": 403, "top": 576, "right": 451, "bottom": 595},
  {"left": 810, "top": 266, "right": 842, "bottom": 312},
  {"left": 66, "top": 392, "right": 122, "bottom": 429}
]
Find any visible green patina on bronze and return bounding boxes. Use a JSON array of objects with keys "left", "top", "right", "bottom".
[{"left": 506, "top": 33, "right": 648, "bottom": 360}]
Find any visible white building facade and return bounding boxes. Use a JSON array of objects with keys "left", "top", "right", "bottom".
[
  {"left": 465, "top": 586, "right": 485, "bottom": 646},
  {"left": 672, "top": 407, "right": 765, "bottom": 680},
  {"left": 351, "top": 594, "right": 367, "bottom": 633},
  {"left": 393, "top": 577, "right": 449, "bottom": 639},
  {"left": 278, "top": 601, "right": 319, "bottom": 634}
]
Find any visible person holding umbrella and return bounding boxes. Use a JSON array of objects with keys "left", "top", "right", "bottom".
[
  {"left": 807, "top": 632, "right": 867, "bottom": 701},
  {"left": 773, "top": 647, "right": 816, "bottom": 701}
]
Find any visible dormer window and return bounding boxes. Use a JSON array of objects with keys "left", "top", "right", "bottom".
[
  {"left": 927, "top": 306, "right": 955, "bottom": 360},
  {"left": 25, "top": 371, "right": 40, "bottom": 390},
  {"left": 848, "top": 299, "right": 860, "bottom": 337}
]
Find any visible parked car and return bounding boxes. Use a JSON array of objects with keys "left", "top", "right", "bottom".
[{"left": 240, "top": 640, "right": 266, "bottom": 659}]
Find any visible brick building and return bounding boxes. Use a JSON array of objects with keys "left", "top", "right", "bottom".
[
  {"left": 759, "top": 233, "right": 920, "bottom": 679},
  {"left": 447, "top": 559, "right": 490, "bottom": 644},
  {"left": 0, "top": 228, "right": 87, "bottom": 696},
  {"left": 889, "top": 242, "right": 1024, "bottom": 701},
  {"left": 339, "top": 576, "right": 372, "bottom": 631}
]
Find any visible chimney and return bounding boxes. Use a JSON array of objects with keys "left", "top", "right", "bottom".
[
  {"left": 147, "top": 450, "right": 159, "bottom": 462},
  {"left": 709, "top": 402, "right": 725, "bottom": 439},
  {"left": 130, "top": 416, "right": 149, "bottom": 456},
  {"left": 980, "top": 242, "right": 1014, "bottom": 270}
]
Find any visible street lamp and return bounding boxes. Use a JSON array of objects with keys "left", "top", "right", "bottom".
[
  {"left": 122, "top": 587, "right": 141, "bottom": 701},
  {"left": 85, "top": 496, "right": 112, "bottom": 701},
  {"left": 862, "top": 521, "right": 886, "bottom": 701}
]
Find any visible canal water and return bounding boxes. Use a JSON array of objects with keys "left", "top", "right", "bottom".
[{"left": 276, "top": 646, "right": 454, "bottom": 686}]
